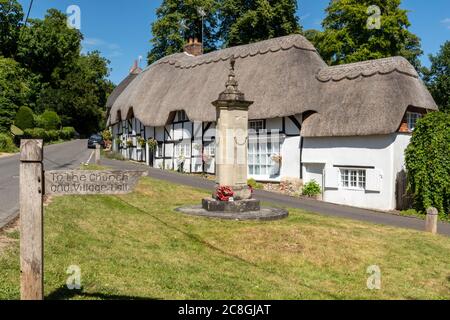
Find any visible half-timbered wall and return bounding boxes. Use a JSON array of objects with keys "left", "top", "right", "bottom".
[{"left": 111, "top": 112, "right": 302, "bottom": 182}]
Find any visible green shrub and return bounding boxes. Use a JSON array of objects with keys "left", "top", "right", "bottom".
[
  {"left": 0, "top": 133, "right": 17, "bottom": 153},
  {"left": 302, "top": 180, "right": 322, "bottom": 197},
  {"left": 14, "top": 106, "right": 35, "bottom": 130},
  {"left": 46, "top": 130, "right": 60, "bottom": 142},
  {"left": 405, "top": 112, "right": 450, "bottom": 216},
  {"left": 60, "top": 127, "right": 76, "bottom": 140},
  {"left": 36, "top": 111, "right": 61, "bottom": 130},
  {"left": 23, "top": 128, "right": 46, "bottom": 140},
  {"left": 247, "top": 178, "right": 263, "bottom": 190}
]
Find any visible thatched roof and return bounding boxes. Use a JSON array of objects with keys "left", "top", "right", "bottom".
[
  {"left": 106, "top": 68, "right": 141, "bottom": 110},
  {"left": 108, "top": 34, "right": 437, "bottom": 137}
]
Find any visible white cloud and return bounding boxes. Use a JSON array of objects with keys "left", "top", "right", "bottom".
[
  {"left": 441, "top": 18, "right": 450, "bottom": 29},
  {"left": 82, "top": 37, "right": 123, "bottom": 57}
]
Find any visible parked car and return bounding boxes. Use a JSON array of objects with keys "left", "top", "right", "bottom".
[{"left": 87, "top": 134, "right": 105, "bottom": 149}]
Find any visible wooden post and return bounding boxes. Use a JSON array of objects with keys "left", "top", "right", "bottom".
[
  {"left": 425, "top": 207, "right": 438, "bottom": 234},
  {"left": 146, "top": 142, "right": 150, "bottom": 166},
  {"left": 95, "top": 143, "right": 101, "bottom": 165},
  {"left": 20, "top": 139, "right": 44, "bottom": 300}
]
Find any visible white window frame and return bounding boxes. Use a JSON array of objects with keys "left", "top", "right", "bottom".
[
  {"left": 249, "top": 120, "right": 265, "bottom": 132},
  {"left": 204, "top": 142, "right": 215, "bottom": 157},
  {"left": 174, "top": 142, "right": 191, "bottom": 158},
  {"left": 340, "top": 168, "right": 366, "bottom": 190},
  {"left": 248, "top": 137, "right": 281, "bottom": 179},
  {"left": 156, "top": 143, "right": 163, "bottom": 158},
  {"left": 406, "top": 112, "right": 422, "bottom": 131}
]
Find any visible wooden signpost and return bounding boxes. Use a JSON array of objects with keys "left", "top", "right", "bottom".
[
  {"left": 19, "top": 139, "right": 145, "bottom": 300},
  {"left": 20, "top": 140, "right": 44, "bottom": 300}
]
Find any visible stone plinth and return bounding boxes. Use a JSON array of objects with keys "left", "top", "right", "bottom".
[
  {"left": 202, "top": 198, "right": 260, "bottom": 213},
  {"left": 176, "top": 206, "right": 288, "bottom": 221}
]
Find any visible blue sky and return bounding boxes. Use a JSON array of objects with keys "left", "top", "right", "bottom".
[{"left": 18, "top": 0, "right": 450, "bottom": 85}]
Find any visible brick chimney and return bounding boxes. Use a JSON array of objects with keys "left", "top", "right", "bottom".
[
  {"left": 129, "top": 60, "right": 142, "bottom": 74},
  {"left": 184, "top": 37, "right": 203, "bottom": 56}
]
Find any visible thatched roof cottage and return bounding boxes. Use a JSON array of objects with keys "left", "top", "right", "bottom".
[{"left": 107, "top": 35, "right": 437, "bottom": 211}]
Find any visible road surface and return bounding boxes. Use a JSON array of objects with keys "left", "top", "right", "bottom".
[{"left": 1, "top": 139, "right": 449, "bottom": 237}]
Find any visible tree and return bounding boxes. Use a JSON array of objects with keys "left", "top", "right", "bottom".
[
  {"left": 405, "top": 112, "right": 450, "bottom": 216},
  {"left": 316, "top": 0, "right": 422, "bottom": 68},
  {"left": 148, "top": 0, "right": 218, "bottom": 64},
  {"left": 423, "top": 41, "right": 450, "bottom": 113},
  {"left": 0, "top": 57, "right": 32, "bottom": 132},
  {"left": 36, "top": 51, "right": 114, "bottom": 135},
  {"left": 218, "top": 0, "right": 302, "bottom": 47},
  {"left": 303, "top": 29, "right": 321, "bottom": 47},
  {"left": 16, "top": 9, "right": 82, "bottom": 83},
  {"left": 14, "top": 106, "right": 35, "bottom": 130},
  {"left": 0, "top": 0, "right": 24, "bottom": 58},
  {"left": 35, "top": 110, "right": 61, "bottom": 130}
]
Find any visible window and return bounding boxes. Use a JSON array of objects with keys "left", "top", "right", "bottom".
[
  {"left": 248, "top": 138, "right": 280, "bottom": 177},
  {"left": 156, "top": 143, "right": 163, "bottom": 158},
  {"left": 174, "top": 142, "right": 190, "bottom": 158},
  {"left": 406, "top": 112, "right": 422, "bottom": 131},
  {"left": 340, "top": 169, "right": 366, "bottom": 189},
  {"left": 249, "top": 120, "right": 264, "bottom": 132},
  {"left": 177, "top": 111, "right": 188, "bottom": 122},
  {"left": 204, "top": 142, "right": 215, "bottom": 156}
]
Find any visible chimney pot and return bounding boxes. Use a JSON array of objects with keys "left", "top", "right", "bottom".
[{"left": 184, "top": 38, "right": 203, "bottom": 56}]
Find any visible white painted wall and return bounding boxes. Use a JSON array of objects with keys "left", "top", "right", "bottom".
[
  {"left": 280, "top": 136, "right": 301, "bottom": 180},
  {"left": 302, "top": 134, "right": 410, "bottom": 211}
]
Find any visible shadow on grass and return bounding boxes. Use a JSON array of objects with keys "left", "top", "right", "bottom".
[
  {"left": 115, "top": 197, "right": 343, "bottom": 300},
  {"left": 46, "top": 286, "right": 159, "bottom": 301}
]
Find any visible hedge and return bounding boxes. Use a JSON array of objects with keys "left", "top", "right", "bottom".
[
  {"left": 0, "top": 133, "right": 17, "bottom": 153},
  {"left": 23, "top": 127, "right": 76, "bottom": 142}
]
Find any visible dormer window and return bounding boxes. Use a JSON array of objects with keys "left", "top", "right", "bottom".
[
  {"left": 406, "top": 112, "right": 422, "bottom": 131},
  {"left": 177, "top": 110, "right": 188, "bottom": 122}
]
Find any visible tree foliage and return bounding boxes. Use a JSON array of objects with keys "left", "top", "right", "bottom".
[
  {"left": 35, "top": 110, "right": 61, "bottom": 130},
  {"left": 218, "top": 0, "right": 302, "bottom": 47},
  {"left": 36, "top": 51, "right": 114, "bottom": 135},
  {"left": 0, "top": 3, "right": 114, "bottom": 136},
  {"left": 0, "top": 57, "right": 32, "bottom": 131},
  {"left": 315, "top": 0, "right": 422, "bottom": 68},
  {"left": 422, "top": 41, "right": 450, "bottom": 113},
  {"left": 14, "top": 106, "right": 35, "bottom": 130},
  {"left": 0, "top": 0, "right": 23, "bottom": 58},
  {"left": 16, "top": 9, "right": 82, "bottom": 83},
  {"left": 148, "top": 0, "right": 218, "bottom": 64},
  {"left": 148, "top": 0, "right": 303, "bottom": 63},
  {"left": 405, "top": 112, "right": 450, "bottom": 216}
]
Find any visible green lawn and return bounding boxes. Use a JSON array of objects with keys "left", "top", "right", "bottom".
[{"left": 1, "top": 177, "right": 449, "bottom": 300}]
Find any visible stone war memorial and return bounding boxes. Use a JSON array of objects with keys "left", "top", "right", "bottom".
[{"left": 177, "top": 57, "right": 288, "bottom": 221}]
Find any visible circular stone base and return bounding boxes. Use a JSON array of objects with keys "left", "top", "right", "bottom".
[{"left": 175, "top": 205, "right": 288, "bottom": 221}]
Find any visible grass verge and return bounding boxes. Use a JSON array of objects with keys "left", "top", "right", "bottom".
[{"left": 0, "top": 177, "right": 449, "bottom": 300}]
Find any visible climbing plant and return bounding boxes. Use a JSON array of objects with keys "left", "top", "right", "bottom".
[{"left": 405, "top": 112, "right": 450, "bottom": 216}]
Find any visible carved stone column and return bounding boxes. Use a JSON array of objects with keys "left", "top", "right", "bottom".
[
  {"left": 212, "top": 57, "right": 254, "bottom": 200},
  {"left": 202, "top": 57, "right": 260, "bottom": 212}
]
